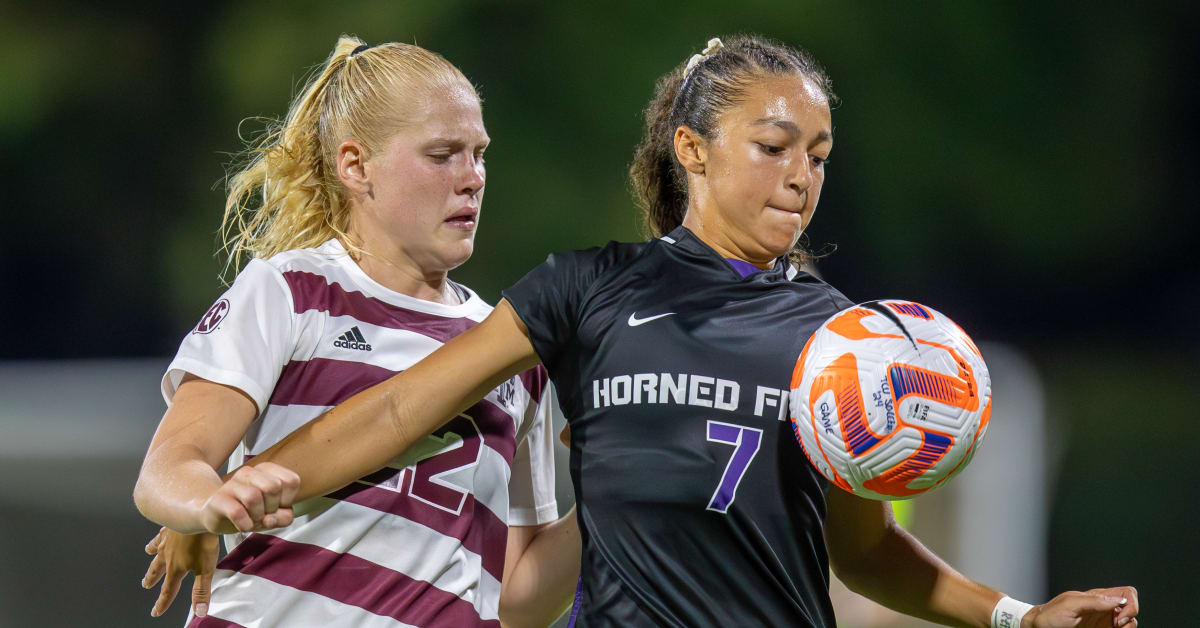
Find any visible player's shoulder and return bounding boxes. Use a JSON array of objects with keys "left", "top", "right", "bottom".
[
  {"left": 258, "top": 239, "right": 347, "bottom": 277},
  {"left": 215, "top": 240, "right": 347, "bottom": 304},
  {"left": 263, "top": 239, "right": 493, "bottom": 319},
  {"left": 543, "top": 238, "right": 657, "bottom": 284},
  {"left": 789, "top": 268, "right": 855, "bottom": 313}
]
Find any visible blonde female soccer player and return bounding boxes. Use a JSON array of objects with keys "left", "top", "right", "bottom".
[
  {"left": 134, "top": 36, "right": 579, "bottom": 627},
  {"left": 154, "top": 35, "right": 1139, "bottom": 627}
]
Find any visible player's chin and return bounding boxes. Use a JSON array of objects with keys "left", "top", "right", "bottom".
[
  {"left": 432, "top": 237, "right": 475, "bottom": 271},
  {"left": 757, "top": 216, "right": 803, "bottom": 256}
]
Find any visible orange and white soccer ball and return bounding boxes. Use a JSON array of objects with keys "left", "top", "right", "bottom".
[{"left": 789, "top": 300, "right": 992, "bottom": 500}]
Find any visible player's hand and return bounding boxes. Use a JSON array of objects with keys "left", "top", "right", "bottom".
[
  {"left": 1025, "top": 586, "right": 1139, "bottom": 628},
  {"left": 142, "top": 527, "right": 219, "bottom": 618},
  {"left": 198, "top": 462, "right": 300, "bottom": 534}
]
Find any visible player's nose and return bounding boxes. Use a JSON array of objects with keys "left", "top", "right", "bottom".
[
  {"left": 458, "top": 156, "right": 485, "bottom": 196},
  {"left": 787, "top": 157, "right": 814, "bottom": 197}
]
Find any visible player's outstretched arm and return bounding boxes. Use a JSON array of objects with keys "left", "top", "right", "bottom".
[
  {"left": 824, "top": 488, "right": 1139, "bottom": 627},
  {"left": 195, "top": 299, "right": 540, "bottom": 535}
]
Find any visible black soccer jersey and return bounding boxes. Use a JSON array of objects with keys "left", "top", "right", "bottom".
[{"left": 502, "top": 226, "right": 853, "bottom": 627}]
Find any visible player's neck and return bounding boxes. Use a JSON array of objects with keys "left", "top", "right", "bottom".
[
  {"left": 681, "top": 207, "right": 773, "bottom": 270},
  {"left": 342, "top": 239, "right": 462, "bottom": 305}
]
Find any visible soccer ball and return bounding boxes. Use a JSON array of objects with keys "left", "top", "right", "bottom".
[{"left": 789, "top": 300, "right": 992, "bottom": 500}]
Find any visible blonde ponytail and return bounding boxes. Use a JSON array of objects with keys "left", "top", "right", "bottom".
[{"left": 218, "top": 35, "right": 473, "bottom": 280}]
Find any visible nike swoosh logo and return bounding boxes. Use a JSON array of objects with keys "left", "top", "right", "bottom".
[{"left": 628, "top": 311, "right": 676, "bottom": 327}]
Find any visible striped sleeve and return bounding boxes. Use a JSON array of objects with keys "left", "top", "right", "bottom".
[{"left": 162, "top": 259, "right": 297, "bottom": 412}]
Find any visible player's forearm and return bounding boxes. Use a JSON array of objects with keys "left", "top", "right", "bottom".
[
  {"left": 242, "top": 376, "right": 433, "bottom": 502},
  {"left": 134, "top": 447, "right": 226, "bottom": 533},
  {"left": 836, "top": 521, "right": 1001, "bottom": 627},
  {"left": 499, "top": 506, "right": 581, "bottom": 628},
  {"left": 246, "top": 304, "right": 539, "bottom": 502}
]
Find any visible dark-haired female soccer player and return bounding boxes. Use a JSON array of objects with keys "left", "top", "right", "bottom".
[{"left": 161, "top": 35, "right": 1139, "bottom": 627}]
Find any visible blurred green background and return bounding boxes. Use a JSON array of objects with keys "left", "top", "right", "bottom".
[{"left": 0, "top": 1, "right": 1193, "bottom": 625}]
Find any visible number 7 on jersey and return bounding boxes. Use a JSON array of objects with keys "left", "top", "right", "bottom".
[{"left": 706, "top": 420, "right": 762, "bottom": 513}]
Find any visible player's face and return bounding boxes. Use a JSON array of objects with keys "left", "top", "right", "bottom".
[
  {"left": 362, "top": 83, "right": 489, "bottom": 274},
  {"left": 703, "top": 74, "right": 832, "bottom": 261}
]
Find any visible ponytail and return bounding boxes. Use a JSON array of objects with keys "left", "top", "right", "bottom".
[
  {"left": 629, "top": 70, "right": 689, "bottom": 238},
  {"left": 220, "top": 36, "right": 361, "bottom": 280}
]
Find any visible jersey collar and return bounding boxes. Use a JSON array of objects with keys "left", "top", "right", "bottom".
[{"left": 660, "top": 226, "right": 795, "bottom": 281}]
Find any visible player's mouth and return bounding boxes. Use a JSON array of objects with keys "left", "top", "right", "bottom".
[{"left": 444, "top": 206, "right": 479, "bottom": 230}]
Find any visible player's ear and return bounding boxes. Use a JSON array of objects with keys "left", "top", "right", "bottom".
[
  {"left": 673, "top": 125, "right": 707, "bottom": 175},
  {"left": 337, "top": 139, "right": 372, "bottom": 197}
]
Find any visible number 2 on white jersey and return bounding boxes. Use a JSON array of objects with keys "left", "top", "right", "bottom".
[{"left": 706, "top": 420, "right": 762, "bottom": 513}]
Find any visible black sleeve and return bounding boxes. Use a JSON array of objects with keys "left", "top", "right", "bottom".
[
  {"left": 502, "top": 246, "right": 610, "bottom": 373},
  {"left": 826, "top": 286, "right": 854, "bottom": 312}
]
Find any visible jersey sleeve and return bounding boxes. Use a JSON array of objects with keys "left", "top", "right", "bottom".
[
  {"left": 161, "top": 259, "right": 297, "bottom": 413},
  {"left": 502, "top": 244, "right": 625, "bottom": 373},
  {"left": 826, "top": 286, "right": 854, "bottom": 312},
  {"left": 501, "top": 252, "right": 585, "bottom": 373},
  {"left": 507, "top": 373, "right": 559, "bottom": 526}
]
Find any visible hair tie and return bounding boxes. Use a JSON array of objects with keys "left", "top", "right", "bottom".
[
  {"left": 350, "top": 44, "right": 373, "bottom": 57},
  {"left": 685, "top": 37, "right": 725, "bottom": 74}
]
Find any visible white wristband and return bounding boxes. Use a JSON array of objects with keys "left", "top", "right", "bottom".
[{"left": 991, "top": 596, "right": 1035, "bottom": 628}]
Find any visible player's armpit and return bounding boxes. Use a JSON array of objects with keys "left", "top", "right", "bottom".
[
  {"left": 238, "top": 299, "right": 540, "bottom": 506},
  {"left": 822, "top": 486, "right": 896, "bottom": 579}
]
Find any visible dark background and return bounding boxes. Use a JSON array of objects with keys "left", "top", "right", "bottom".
[{"left": 0, "top": 1, "right": 1194, "bottom": 625}]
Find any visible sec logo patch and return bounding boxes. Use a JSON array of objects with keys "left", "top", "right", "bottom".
[{"left": 194, "top": 299, "right": 230, "bottom": 334}]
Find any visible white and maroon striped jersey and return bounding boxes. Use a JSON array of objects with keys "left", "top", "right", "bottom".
[{"left": 161, "top": 239, "right": 558, "bottom": 628}]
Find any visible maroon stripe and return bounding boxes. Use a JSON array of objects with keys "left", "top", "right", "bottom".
[
  {"left": 283, "top": 270, "right": 479, "bottom": 343},
  {"left": 517, "top": 364, "right": 549, "bottom": 400},
  {"left": 328, "top": 477, "right": 509, "bottom": 581},
  {"left": 467, "top": 398, "right": 517, "bottom": 464},
  {"left": 269, "top": 358, "right": 396, "bottom": 407},
  {"left": 187, "top": 615, "right": 245, "bottom": 628},
  {"left": 218, "top": 534, "right": 499, "bottom": 627}
]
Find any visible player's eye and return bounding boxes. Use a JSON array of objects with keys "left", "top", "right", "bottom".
[
  {"left": 812, "top": 155, "right": 829, "bottom": 167},
  {"left": 428, "top": 153, "right": 452, "bottom": 164},
  {"left": 756, "top": 142, "right": 785, "bottom": 156}
]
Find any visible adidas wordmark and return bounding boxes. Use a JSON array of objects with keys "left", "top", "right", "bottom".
[{"left": 334, "top": 326, "right": 373, "bottom": 351}]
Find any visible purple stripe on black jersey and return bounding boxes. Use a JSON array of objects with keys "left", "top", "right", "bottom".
[
  {"left": 269, "top": 357, "right": 395, "bottom": 407},
  {"left": 283, "top": 270, "right": 479, "bottom": 343},
  {"left": 187, "top": 615, "right": 246, "bottom": 628},
  {"left": 327, "top": 473, "right": 509, "bottom": 581},
  {"left": 725, "top": 257, "right": 764, "bottom": 278},
  {"left": 567, "top": 575, "right": 583, "bottom": 628},
  {"left": 218, "top": 534, "right": 498, "bottom": 627}
]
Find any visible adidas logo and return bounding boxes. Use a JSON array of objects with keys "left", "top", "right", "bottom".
[{"left": 334, "top": 326, "right": 373, "bottom": 351}]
